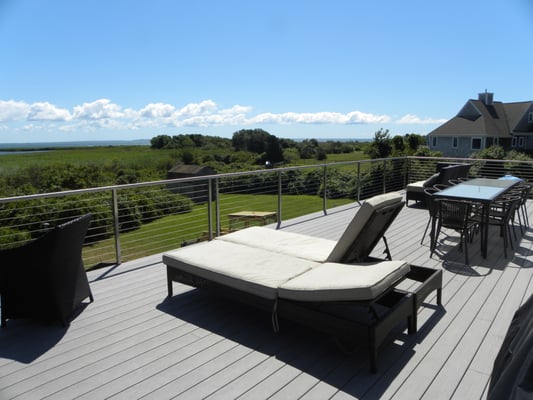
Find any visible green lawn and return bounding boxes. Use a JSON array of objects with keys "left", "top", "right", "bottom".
[{"left": 84, "top": 193, "right": 354, "bottom": 267}]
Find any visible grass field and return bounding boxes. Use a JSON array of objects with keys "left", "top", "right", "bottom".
[
  {"left": 0, "top": 146, "right": 181, "bottom": 173},
  {"left": 84, "top": 192, "right": 354, "bottom": 267}
]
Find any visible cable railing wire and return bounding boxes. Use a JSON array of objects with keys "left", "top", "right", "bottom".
[{"left": 1, "top": 156, "right": 532, "bottom": 269}]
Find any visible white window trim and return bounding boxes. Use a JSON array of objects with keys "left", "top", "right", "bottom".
[
  {"left": 471, "top": 137, "right": 482, "bottom": 150},
  {"left": 518, "top": 136, "right": 524, "bottom": 147}
]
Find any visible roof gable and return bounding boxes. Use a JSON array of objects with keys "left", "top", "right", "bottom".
[{"left": 429, "top": 95, "right": 533, "bottom": 138}]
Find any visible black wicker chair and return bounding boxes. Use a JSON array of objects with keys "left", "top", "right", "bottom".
[
  {"left": 0, "top": 213, "right": 94, "bottom": 327},
  {"left": 432, "top": 200, "right": 478, "bottom": 265}
]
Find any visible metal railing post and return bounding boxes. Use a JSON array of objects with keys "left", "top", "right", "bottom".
[
  {"left": 207, "top": 178, "right": 213, "bottom": 240},
  {"left": 357, "top": 162, "right": 361, "bottom": 203},
  {"left": 322, "top": 165, "right": 327, "bottom": 215},
  {"left": 383, "top": 159, "right": 387, "bottom": 194},
  {"left": 111, "top": 188, "right": 122, "bottom": 265},
  {"left": 215, "top": 178, "right": 220, "bottom": 236},
  {"left": 277, "top": 171, "right": 282, "bottom": 228}
]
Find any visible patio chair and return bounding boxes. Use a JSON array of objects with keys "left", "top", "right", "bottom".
[
  {"left": 0, "top": 213, "right": 94, "bottom": 327},
  {"left": 508, "top": 183, "right": 531, "bottom": 233},
  {"left": 420, "top": 188, "right": 440, "bottom": 250},
  {"left": 164, "top": 193, "right": 442, "bottom": 372},
  {"left": 470, "top": 195, "right": 521, "bottom": 258},
  {"left": 432, "top": 199, "right": 478, "bottom": 265}
]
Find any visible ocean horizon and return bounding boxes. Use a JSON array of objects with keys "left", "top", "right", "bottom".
[{"left": 0, "top": 137, "right": 373, "bottom": 151}]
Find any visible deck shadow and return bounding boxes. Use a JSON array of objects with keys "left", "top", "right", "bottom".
[
  {"left": 0, "top": 320, "right": 68, "bottom": 363},
  {"left": 157, "top": 288, "right": 423, "bottom": 398}
]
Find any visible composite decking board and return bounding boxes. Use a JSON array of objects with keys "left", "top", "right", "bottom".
[
  {"left": 101, "top": 312, "right": 279, "bottom": 399},
  {"left": 202, "top": 330, "right": 325, "bottom": 400},
  {"left": 421, "top": 262, "right": 523, "bottom": 400},
  {"left": 1, "top": 196, "right": 531, "bottom": 400},
  {"left": 363, "top": 265, "right": 498, "bottom": 399},
  {"left": 375, "top": 256, "right": 528, "bottom": 399},
  {"left": 0, "top": 287, "right": 203, "bottom": 397},
  {"left": 72, "top": 306, "right": 253, "bottom": 399}
]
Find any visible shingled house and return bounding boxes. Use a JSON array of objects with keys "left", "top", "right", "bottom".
[
  {"left": 427, "top": 92, "right": 533, "bottom": 157},
  {"left": 167, "top": 164, "right": 216, "bottom": 204}
]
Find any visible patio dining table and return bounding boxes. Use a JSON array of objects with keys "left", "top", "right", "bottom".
[{"left": 433, "top": 178, "right": 521, "bottom": 258}]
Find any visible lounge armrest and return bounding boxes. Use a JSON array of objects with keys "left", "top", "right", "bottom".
[{"left": 278, "top": 260, "right": 410, "bottom": 302}]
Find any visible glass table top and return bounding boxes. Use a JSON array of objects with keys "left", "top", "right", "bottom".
[{"left": 433, "top": 178, "right": 518, "bottom": 202}]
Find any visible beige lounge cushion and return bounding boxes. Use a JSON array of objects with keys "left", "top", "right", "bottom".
[
  {"left": 163, "top": 240, "right": 319, "bottom": 300},
  {"left": 278, "top": 260, "right": 410, "bottom": 302},
  {"left": 406, "top": 180, "right": 426, "bottom": 192},
  {"left": 217, "top": 226, "right": 336, "bottom": 262},
  {"left": 326, "top": 192, "right": 403, "bottom": 263}
]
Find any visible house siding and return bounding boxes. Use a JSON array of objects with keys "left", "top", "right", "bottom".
[
  {"left": 428, "top": 94, "right": 533, "bottom": 157},
  {"left": 429, "top": 135, "right": 484, "bottom": 157}
]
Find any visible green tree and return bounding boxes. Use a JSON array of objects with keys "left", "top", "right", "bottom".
[
  {"left": 366, "top": 129, "right": 392, "bottom": 159},
  {"left": 150, "top": 135, "right": 172, "bottom": 149}
]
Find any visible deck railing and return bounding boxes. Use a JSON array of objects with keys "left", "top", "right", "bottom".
[{"left": 1, "top": 155, "right": 532, "bottom": 269}]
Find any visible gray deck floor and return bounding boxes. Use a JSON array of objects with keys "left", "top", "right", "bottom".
[{"left": 1, "top": 196, "right": 532, "bottom": 399}]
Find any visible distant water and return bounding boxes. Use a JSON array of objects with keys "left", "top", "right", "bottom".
[
  {"left": 0, "top": 139, "right": 151, "bottom": 151},
  {"left": 0, "top": 137, "right": 371, "bottom": 153}
]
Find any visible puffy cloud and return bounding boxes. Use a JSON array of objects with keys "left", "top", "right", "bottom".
[
  {"left": 251, "top": 110, "right": 390, "bottom": 125},
  {"left": 0, "top": 97, "right": 446, "bottom": 136},
  {"left": 139, "top": 103, "right": 176, "bottom": 118},
  {"left": 72, "top": 99, "right": 124, "bottom": 120},
  {"left": 396, "top": 114, "right": 447, "bottom": 124},
  {"left": 0, "top": 100, "right": 30, "bottom": 121},
  {"left": 175, "top": 100, "right": 217, "bottom": 117},
  {"left": 27, "top": 102, "right": 71, "bottom": 121},
  {"left": 346, "top": 111, "right": 391, "bottom": 124}
]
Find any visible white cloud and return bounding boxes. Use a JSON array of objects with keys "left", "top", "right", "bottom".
[
  {"left": 346, "top": 111, "right": 391, "bottom": 124},
  {"left": 0, "top": 98, "right": 446, "bottom": 138},
  {"left": 0, "top": 100, "right": 30, "bottom": 122},
  {"left": 175, "top": 100, "right": 217, "bottom": 117},
  {"left": 396, "top": 114, "right": 447, "bottom": 124},
  {"left": 27, "top": 102, "right": 71, "bottom": 121},
  {"left": 251, "top": 110, "right": 390, "bottom": 125},
  {"left": 139, "top": 103, "right": 176, "bottom": 118},
  {"left": 72, "top": 99, "right": 124, "bottom": 120}
]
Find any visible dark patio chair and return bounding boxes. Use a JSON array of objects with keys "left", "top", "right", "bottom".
[
  {"left": 420, "top": 187, "right": 440, "bottom": 251},
  {"left": 432, "top": 199, "right": 478, "bottom": 265},
  {"left": 0, "top": 213, "right": 94, "bottom": 327},
  {"left": 471, "top": 195, "right": 521, "bottom": 258},
  {"left": 508, "top": 184, "right": 531, "bottom": 233}
]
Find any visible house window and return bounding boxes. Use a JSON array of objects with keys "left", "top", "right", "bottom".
[
  {"left": 518, "top": 137, "right": 524, "bottom": 147},
  {"left": 432, "top": 136, "right": 437, "bottom": 147},
  {"left": 452, "top": 137, "right": 458, "bottom": 148},
  {"left": 471, "top": 137, "right": 482, "bottom": 150},
  {"left": 529, "top": 112, "right": 533, "bottom": 123},
  {"left": 512, "top": 137, "right": 517, "bottom": 147},
  {"left": 494, "top": 137, "right": 499, "bottom": 145}
]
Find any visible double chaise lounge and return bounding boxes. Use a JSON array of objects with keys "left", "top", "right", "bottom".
[{"left": 163, "top": 192, "right": 442, "bottom": 372}]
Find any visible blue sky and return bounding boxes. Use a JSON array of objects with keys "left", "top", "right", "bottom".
[{"left": 1, "top": 0, "right": 532, "bottom": 143}]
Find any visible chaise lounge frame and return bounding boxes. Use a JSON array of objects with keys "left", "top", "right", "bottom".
[{"left": 165, "top": 195, "right": 442, "bottom": 372}]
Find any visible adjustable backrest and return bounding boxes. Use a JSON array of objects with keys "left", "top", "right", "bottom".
[
  {"left": 46, "top": 213, "right": 93, "bottom": 322},
  {"left": 326, "top": 192, "right": 404, "bottom": 263}
]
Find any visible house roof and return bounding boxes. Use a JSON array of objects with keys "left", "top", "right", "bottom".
[
  {"left": 428, "top": 96, "right": 533, "bottom": 137},
  {"left": 168, "top": 164, "right": 215, "bottom": 175}
]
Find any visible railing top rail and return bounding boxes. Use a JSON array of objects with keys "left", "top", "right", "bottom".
[
  {"left": 0, "top": 157, "right": 402, "bottom": 204},
  {"left": 406, "top": 155, "right": 533, "bottom": 165},
  {"left": 1, "top": 155, "right": 531, "bottom": 204}
]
